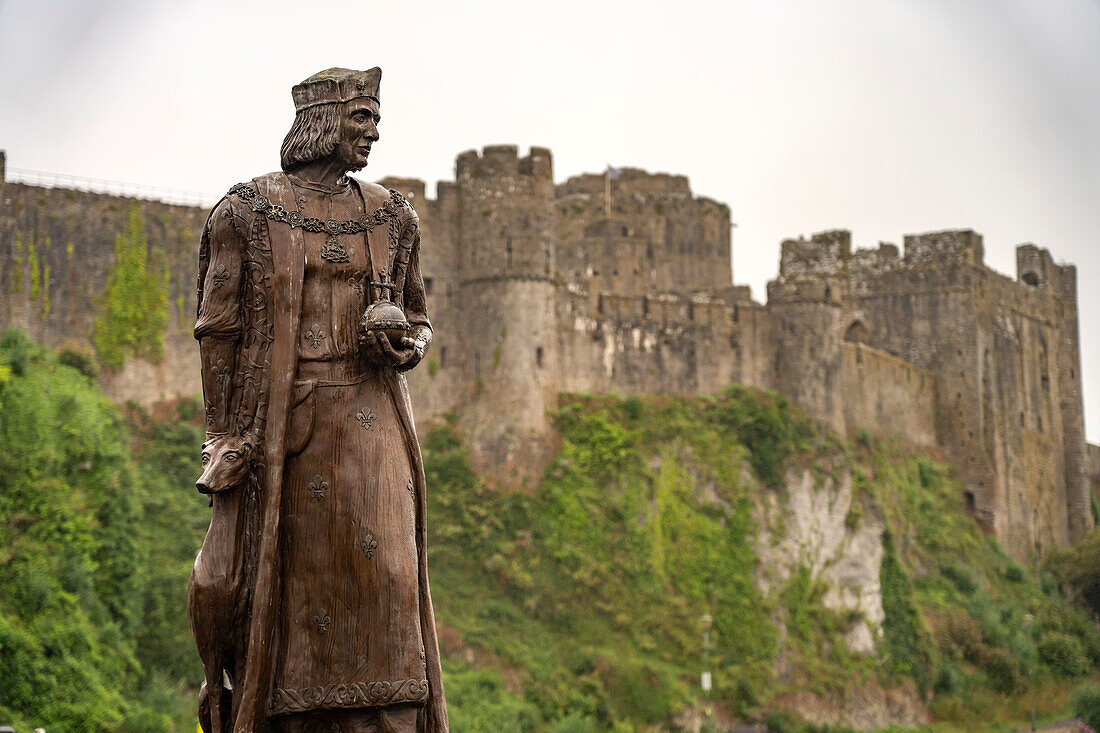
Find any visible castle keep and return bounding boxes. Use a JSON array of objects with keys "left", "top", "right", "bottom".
[{"left": 0, "top": 146, "right": 1092, "bottom": 560}]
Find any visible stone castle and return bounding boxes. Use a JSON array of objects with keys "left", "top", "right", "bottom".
[{"left": 0, "top": 146, "right": 1094, "bottom": 561}]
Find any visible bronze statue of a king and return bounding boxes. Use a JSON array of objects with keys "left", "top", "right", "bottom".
[{"left": 188, "top": 67, "right": 448, "bottom": 733}]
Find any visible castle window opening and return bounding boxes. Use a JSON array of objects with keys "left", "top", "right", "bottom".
[
  {"left": 439, "top": 347, "right": 447, "bottom": 368},
  {"left": 843, "top": 320, "right": 870, "bottom": 345},
  {"left": 536, "top": 347, "right": 544, "bottom": 368},
  {"left": 423, "top": 277, "right": 433, "bottom": 296}
]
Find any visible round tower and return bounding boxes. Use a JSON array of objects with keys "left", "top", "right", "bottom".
[
  {"left": 766, "top": 230, "right": 850, "bottom": 434},
  {"left": 453, "top": 145, "right": 558, "bottom": 486}
]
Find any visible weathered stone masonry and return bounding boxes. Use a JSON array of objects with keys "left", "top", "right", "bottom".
[{"left": 0, "top": 145, "right": 1092, "bottom": 561}]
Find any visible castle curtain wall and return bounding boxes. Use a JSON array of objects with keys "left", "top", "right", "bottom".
[{"left": 1, "top": 148, "right": 1091, "bottom": 557}]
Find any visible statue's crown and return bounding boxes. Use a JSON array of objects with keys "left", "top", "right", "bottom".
[{"left": 292, "top": 67, "right": 381, "bottom": 111}]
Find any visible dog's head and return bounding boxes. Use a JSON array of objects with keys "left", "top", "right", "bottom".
[{"left": 196, "top": 435, "right": 251, "bottom": 495}]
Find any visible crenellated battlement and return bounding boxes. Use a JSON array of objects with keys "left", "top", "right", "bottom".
[
  {"left": 903, "top": 229, "right": 984, "bottom": 267},
  {"left": 778, "top": 230, "right": 852, "bottom": 277},
  {"left": 455, "top": 145, "right": 553, "bottom": 181},
  {"left": 777, "top": 229, "right": 994, "bottom": 280},
  {"left": 848, "top": 243, "right": 900, "bottom": 274},
  {"left": 1016, "top": 243, "right": 1078, "bottom": 301},
  {"left": 557, "top": 168, "right": 693, "bottom": 199},
  {"left": 376, "top": 176, "right": 428, "bottom": 204}
]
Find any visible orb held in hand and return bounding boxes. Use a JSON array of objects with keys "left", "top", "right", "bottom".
[{"left": 364, "top": 299, "right": 411, "bottom": 344}]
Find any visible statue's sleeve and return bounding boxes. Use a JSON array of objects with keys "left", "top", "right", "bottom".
[
  {"left": 195, "top": 196, "right": 248, "bottom": 436},
  {"left": 401, "top": 215, "right": 433, "bottom": 352}
]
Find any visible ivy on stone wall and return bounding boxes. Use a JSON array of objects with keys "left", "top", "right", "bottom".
[
  {"left": 40, "top": 263, "right": 50, "bottom": 317},
  {"left": 879, "top": 528, "right": 936, "bottom": 694},
  {"left": 12, "top": 232, "right": 25, "bottom": 294},
  {"left": 94, "top": 205, "right": 168, "bottom": 370},
  {"left": 27, "top": 236, "right": 39, "bottom": 299}
]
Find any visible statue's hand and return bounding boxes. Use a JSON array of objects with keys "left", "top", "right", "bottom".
[{"left": 360, "top": 330, "right": 421, "bottom": 370}]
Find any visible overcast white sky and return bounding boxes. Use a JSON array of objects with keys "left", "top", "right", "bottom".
[{"left": 1, "top": 0, "right": 1098, "bottom": 441}]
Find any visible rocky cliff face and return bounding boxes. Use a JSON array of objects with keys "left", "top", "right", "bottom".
[
  {"left": 754, "top": 465, "right": 930, "bottom": 729},
  {"left": 755, "top": 468, "right": 885, "bottom": 656}
]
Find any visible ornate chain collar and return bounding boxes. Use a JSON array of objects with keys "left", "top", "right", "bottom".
[{"left": 226, "top": 182, "right": 408, "bottom": 235}]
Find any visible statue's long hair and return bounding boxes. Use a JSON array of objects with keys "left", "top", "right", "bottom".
[{"left": 280, "top": 103, "right": 341, "bottom": 171}]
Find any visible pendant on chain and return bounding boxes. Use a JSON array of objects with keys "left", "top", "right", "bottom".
[{"left": 321, "top": 237, "right": 351, "bottom": 263}]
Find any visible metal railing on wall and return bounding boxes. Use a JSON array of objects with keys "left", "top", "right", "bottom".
[{"left": 5, "top": 167, "right": 219, "bottom": 208}]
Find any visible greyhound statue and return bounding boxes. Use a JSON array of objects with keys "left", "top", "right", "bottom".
[{"left": 188, "top": 434, "right": 254, "bottom": 733}]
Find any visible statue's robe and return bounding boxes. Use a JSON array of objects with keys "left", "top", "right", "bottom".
[{"left": 195, "top": 171, "right": 447, "bottom": 733}]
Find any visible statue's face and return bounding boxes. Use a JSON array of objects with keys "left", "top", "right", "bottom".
[{"left": 335, "top": 98, "right": 380, "bottom": 171}]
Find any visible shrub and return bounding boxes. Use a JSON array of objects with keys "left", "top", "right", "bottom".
[
  {"left": 736, "top": 678, "right": 760, "bottom": 711},
  {"left": 984, "top": 647, "right": 1025, "bottom": 694},
  {"left": 712, "top": 385, "right": 813, "bottom": 488},
  {"left": 1048, "top": 530, "right": 1100, "bottom": 618},
  {"left": 0, "top": 328, "right": 35, "bottom": 376},
  {"left": 941, "top": 562, "right": 979, "bottom": 595},
  {"left": 1002, "top": 560, "right": 1026, "bottom": 583},
  {"left": 1072, "top": 684, "right": 1100, "bottom": 731},
  {"left": 549, "top": 712, "right": 599, "bottom": 733},
  {"left": 443, "top": 665, "right": 543, "bottom": 732},
  {"left": 939, "top": 611, "right": 983, "bottom": 662},
  {"left": 623, "top": 394, "right": 643, "bottom": 421},
  {"left": 1039, "top": 632, "right": 1090, "bottom": 677},
  {"left": 58, "top": 345, "right": 99, "bottom": 379},
  {"left": 934, "top": 660, "right": 962, "bottom": 694},
  {"left": 917, "top": 459, "right": 936, "bottom": 488}
]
